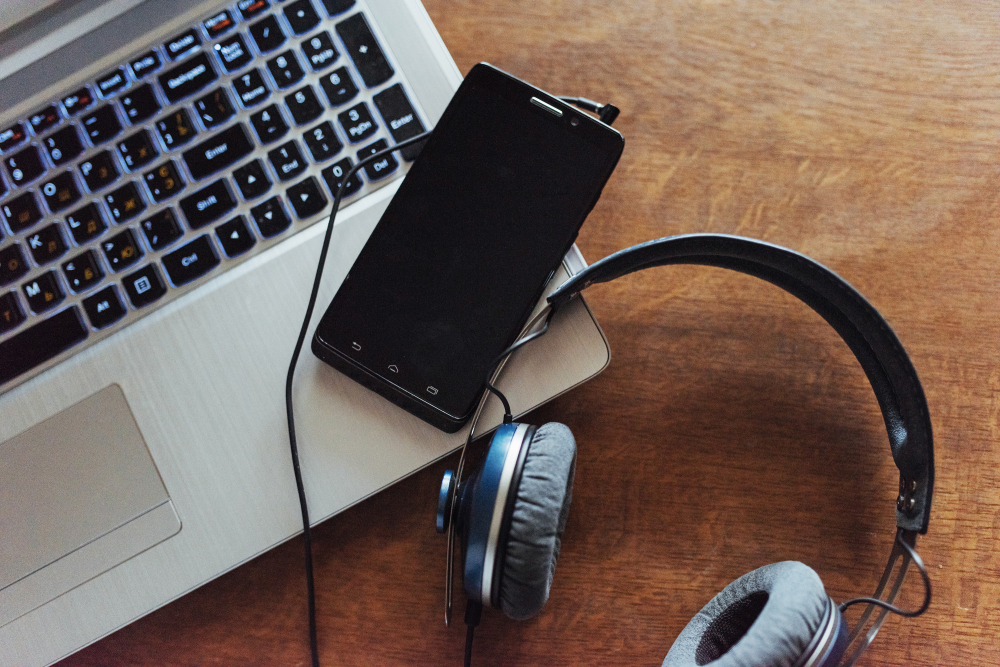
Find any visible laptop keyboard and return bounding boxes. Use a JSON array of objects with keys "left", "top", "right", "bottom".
[{"left": 0, "top": 0, "right": 428, "bottom": 388}]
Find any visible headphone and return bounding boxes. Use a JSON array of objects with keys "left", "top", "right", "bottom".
[{"left": 436, "top": 233, "right": 934, "bottom": 667}]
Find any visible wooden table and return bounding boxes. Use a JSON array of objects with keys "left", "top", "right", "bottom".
[{"left": 64, "top": 1, "right": 998, "bottom": 665}]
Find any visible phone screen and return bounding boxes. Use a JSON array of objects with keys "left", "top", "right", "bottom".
[{"left": 314, "top": 64, "right": 622, "bottom": 427}]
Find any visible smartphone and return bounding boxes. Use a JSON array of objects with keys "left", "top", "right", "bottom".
[{"left": 312, "top": 63, "right": 624, "bottom": 432}]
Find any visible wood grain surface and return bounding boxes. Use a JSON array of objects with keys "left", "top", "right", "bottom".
[{"left": 63, "top": 1, "right": 999, "bottom": 665}]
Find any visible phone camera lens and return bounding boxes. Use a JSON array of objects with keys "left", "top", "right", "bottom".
[{"left": 569, "top": 116, "right": 580, "bottom": 127}]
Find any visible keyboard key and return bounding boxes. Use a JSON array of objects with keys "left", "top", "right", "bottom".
[
  {"left": 130, "top": 50, "right": 162, "bottom": 78},
  {"left": 303, "top": 121, "right": 342, "bottom": 162},
  {"left": 104, "top": 182, "right": 146, "bottom": 222},
  {"left": 102, "top": 228, "right": 143, "bottom": 272},
  {"left": 0, "top": 124, "right": 27, "bottom": 152},
  {"left": 40, "top": 171, "right": 81, "bottom": 212},
  {"left": 5, "top": 145, "right": 45, "bottom": 186},
  {"left": 301, "top": 31, "right": 338, "bottom": 71},
  {"left": 29, "top": 105, "right": 61, "bottom": 134},
  {"left": 0, "top": 245, "right": 29, "bottom": 285},
  {"left": 158, "top": 52, "right": 218, "bottom": 104},
  {"left": 194, "top": 88, "right": 235, "bottom": 128},
  {"left": 320, "top": 158, "right": 362, "bottom": 198},
  {"left": 237, "top": 0, "right": 269, "bottom": 20},
  {"left": 0, "top": 291, "right": 24, "bottom": 333},
  {"left": 162, "top": 235, "right": 220, "bottom": 285},
  {"left": 117, "top": 130, "right": 158, "bottom": 170},
  {"left": 62, "top": 88, "right": 94, "bottom": 116},
  {"left": 320, "top": 0, "right": 355, "bottom": 15},
  {"left": 157, "top": 108, "right": 198, "bottom": 148},
  {"left": 250, "top": 104, "right": 289, "bottom": 143},
  {"left": 215, "top": 215, "right": 256, "bottom": 256},
  {"left": 283, "top": 0, "right": 320, "bottom": 34},
  {"left": 121, "top": 84, "right": 161, "bottom": 124},
  {"left": 182, "top": 123, "right": 253, "bottom": 180},
  {"left": 357, "top": 139, "right": 397, "bottom": 181},
  {"left": 66, "top": 203, "right": 108, "bottom": 244},
  {"left": 0, "top": 307, "right": 87, "bottom": 384},
  {"left": 43, "top": 126, "right": 84, "bottom": 165},
  {"left": 204, "top": 10, "right": 236, "bottom": 38},
  {"left": 249, "top": 15, "right": 286, "bottom": 53},
  {"left": 336, "top": 14, "right": 393, "bottom": 87},
  {"left": 62, "top": 250, "right": 104, "bottom": 293},
  {"left": 338, "top": 102, "right": 377, "bottom": 143},
  {"left": 82, "top": 105, "right": 123, "bottom": 145},
  {"left": 214, "top": 34, "right": 252, "bottom": 73},
  {"left": 287, "top": 176, "right": 327, "bottom": 219},
  {"left": 22, "top": 271, "right": 64, "bottom": 313},
  {"left": 79, "top": 150, "right": 120, "bottom": 191},
  {"left": 122, "top": 264, "right": 166, "bottom": 308},
  {"left": 180, "top": 179, "right": 236, "bottom": 228},
  {"left": 285, "top": 85, "right": 323, "bottom": 125},
  {"left": 319, "top": 67, "right": 358, "bottom": 107},
  {"left": 2, "top": 192, "right": 43, "bottom": 232},
  {"left": 82, "top": 285, "right": 126, "bottom": 328},
  {"left": 27, "top": 223, "right": 68, "bottom": 264},
  {"left": 234, "top": 69, "right": 271, "bottom": 107},
  {"left": 233, "top": 159, "right": 271, "bottom": 199},
  {"left": 96, "top": 68, "right": 129, "bottom": 97},
  {"left": 266, "top": 51, "right": 305, "bottom": 89},
  {"left": 165, "top": 28, "right": 201, "bottom": 60},
  {"left": 268, "top": 141, "right": 306, "bottom": 181},
  {"left": 251, "top": 196, "right": 290, "bottom": 237},
  {"left": 373, "top": 84, "right": 427, "bottom": 161},
  {"left": 140, "top": 208, "right": 183, "bottom": 250},
  {"left": 143, "top": 160, "right": 185, "bottom": 201}
]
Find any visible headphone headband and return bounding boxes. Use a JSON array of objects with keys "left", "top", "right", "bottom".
[{"left": 548, "top": 234, "right": 933, "bottom": 533}]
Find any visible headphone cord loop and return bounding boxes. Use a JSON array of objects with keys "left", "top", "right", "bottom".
[{"left": 838, "top": 529, "right": 931, "bottom": 618}]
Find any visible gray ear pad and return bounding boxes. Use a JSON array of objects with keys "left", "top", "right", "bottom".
[
  {"left": 498, "top": 422, "right": 577, "bottom": 621},
  {"left": 661, "top": 561, "right": 829, "bottom": 667}
]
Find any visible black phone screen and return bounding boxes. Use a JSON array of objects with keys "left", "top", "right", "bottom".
[{"left": 314, "top": 65, "right": 622, "bottom": 424}]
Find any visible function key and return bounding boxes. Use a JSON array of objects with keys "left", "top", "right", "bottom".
[
  {"left": 267, "top": 141, "right": 305, "bottom": 181},
  {"left": 102, "top": 228, "right": 143, "bottom": 271},
  {"left": 43, "top": 126, "right": 84, "bottom": 165},
  {"left": 82, "top": 285, "right": 126, "bottom": 328},
  {"left": 373, "top": 83, "right": 427, "bottom": 161},
  {"left": 237, "top": 0, "right": 270, "bottom": 20},
  {"left": 0, "top": 291, "right": 24, "bottom": 333},
  {"left": 130, "top": 50, "right": 162, "bottom": 78},
  {"left": 249, "top": 15, "right": 286, "bottom": 53},
  {"left": 122, "top": 264, "right": 166, "bottom": 308},
  {"left": 5, "top": 146, "right": 45, "bottom": 186},
  {"left": 157, "top": 108, "right": 198, "bottom": 148},
  {"left": 301, "top": 31, "right": 338, "bottom": 71},
  {"left": 161, "top": 234, "right": 220, "bottom": 286},
  {"left": 285, "top": 85, "right": 323, "bottom": 125},
  {"left": 143, "top": 160, "right": 185, "bottom": 202},
  {"left": 302, "top": 121, "right": 341, "bottom": 162},
  {"left": 2, "top": 192, "right": 43, "bottom": 232},
  {"left": 181, "top": 123, "right": 253, "bottom": 180},
  {"left": 28, "top": 105, "right": 61, "bottom": 134},
  {"left": 194, "top": 88, "right": 235, "bottom": 128},
  {"left": 250, "top": 196, "right": 290, "bottom": 237},
  {"left": 335, "top": 13, "right": 393, "bottom": 88},
  {"left": 27, "top": 223, "right": 67, "bottom": 264},
  {"left": 165, "top": 29, "right": 202, "bottom": 60},
  {"left": 233, "top": 159, "right": 271, "bottom": 199},
  {"left": 320, "top": 157, "right": 362, "bottom": 199},
  {"left": 40, "top": 171, "right": 81, "bottom": 212},
  {"left": 266, "top": 51, "right": 305, "bottom": 89},
  {"left": 158, "top": 52, "right": 218, "bottom": 104},
  {"left": 179, "top": 179, "right": 236, "bottom": 228},
  {"left": 234, "top": 69, "right": 270, "bottom": 107},
  {"left": 66, "top": 203, "right": 109, "bottom": 244},
  {"left": 319, "top": 67, "right": 358, "bottom": 107},
  {"left": 82, "top": 105, "right": 123, "bottom": 145},
  {"left": 117, "top": 129, "right": 158, "bottom": 171},
  {"left": 203, "top": 10, "right": 236, "bottom": 39},
  {"left": 0, "top": 124, "right": 27, "bottom": 152},
  {"left": 140, "top": 208, "right": 183, "bottom": 250},
  {"left": 356, "top": 139, "right": 396, "bottom": 181},
  {"left": 104, "top": 181, "right": 146, "bottom": 223},
  {"left": 22, "top": 271, "right": 64, "bottom": 313},
  {"left": 338, "top": 102, "right": 377, "bottom": 143},
  {"left": 0, "top": 245, "right": 29, "bottom": 285},
  {"left": 250, "top": 104, "right": 289, "bottom": 143},
  {"left": 62, "top": 88, "right": 94, "bottom": 116},
  {"left": 96, "top": 68, "right": 129, "bottom": 97},
  {"left": 283, "top": 0, "right": 320, "bottom": 34},
  {"left": 79, "top": 150, "right": 120, "bottom": 192},
  {"left": 62, "top": 250, "right": 104, "bottom": 293},
  {"left": 215, "top": 215, "right": 256, "bottom": 256},
  {"left": 120, "top": 84, "right": 161, "bottom": 124},
  {"left": 213, "top": 34, "right": 252, "bottom": 73},
  {"left": 320, "top": 0, "right": 355, "bottom": 15},
  {"left": 287, "top": 176, "right": 327, "bottom": 219}
]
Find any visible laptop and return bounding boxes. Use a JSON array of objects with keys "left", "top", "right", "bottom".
[{"left": 0, "top": 1, "right": 610, "bottom": 664}]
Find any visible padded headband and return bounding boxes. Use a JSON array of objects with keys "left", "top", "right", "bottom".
[{"left": 547, "top": 234, "right": 933, "bottom": 533}]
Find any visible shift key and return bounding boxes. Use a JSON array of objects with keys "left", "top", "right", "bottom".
[{"left": 182, "top": 123, "right": 253, "bottom": 180}]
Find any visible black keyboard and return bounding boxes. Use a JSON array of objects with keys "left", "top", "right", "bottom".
[{"left": 0, "top": 0, "right": 430, "bottom": 389}]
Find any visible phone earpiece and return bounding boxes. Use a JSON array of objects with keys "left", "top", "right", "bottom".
[{"left": 661, "top": 561, "right": 848, "bottom": 667}]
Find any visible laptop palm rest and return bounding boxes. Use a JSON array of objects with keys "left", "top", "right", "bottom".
[{"left": 0, "top": 384, "right": 180, "bottom": 627}]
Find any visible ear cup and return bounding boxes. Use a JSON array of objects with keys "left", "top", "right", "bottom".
[
  {"left": 497, "top": 422, "right": 577, "bottom": 620},
  {"left": 661, "top": 561, "right": 830, "bottom": 667}
]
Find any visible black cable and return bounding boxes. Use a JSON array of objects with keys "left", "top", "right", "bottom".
[
  {"left": 285, "top": 132, "right": 432, "bottom": 667},
  {"left": 464, "top": 600, "right": 483, "bottom": 667},
  {"left": 482, "top": 306, "right": 557, "bottom": 424},
  {"left": 838, "top": 530, "right": 932, "bottom": 618}
]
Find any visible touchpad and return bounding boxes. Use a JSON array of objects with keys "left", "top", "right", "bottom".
[{"left": 0, "top": 384, "right": 180, "bottom": 627}]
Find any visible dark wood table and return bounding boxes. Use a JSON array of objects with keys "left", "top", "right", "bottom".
[{"left": 65, "top": 1, "right": 998, "bottom": 665}]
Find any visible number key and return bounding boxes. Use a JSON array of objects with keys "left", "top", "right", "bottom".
[
  {"left": 321, "top": 157, "right": 362, "bottom": 198},
  {"left": 303, "top": 121, "right": 342, "bottom": 162},
  {"left": 301, "top": 31, "right": 338, "bottom": 71},
  {"left": 5, "top": 145, "right": 45, "bottom": 186},
  {"left": 337, "top": 102, "right": 377, "bottom": 143},
  {"left": 62, "top": 249, "right": 104, "bottom": 293},
  {"left": 250, "top": 104, "right": 288, "bottom": 143},
  {"left": 319, "top": 66, "right": 357, "bottom": 107},
  {"left": 267, "top": 141, "right": 305, "bottom": 181},
  {"left": 44, "top": 126, "right": 84, "bottom": 165},
  {"left": 234, "top": 70, "right": 270, "bottom": 108},
  {"left": 266, "top": 50, "right": 305, "bottom": 89},
  {"left": 285, "top": 85, "right": 323, "bottom": 125}
]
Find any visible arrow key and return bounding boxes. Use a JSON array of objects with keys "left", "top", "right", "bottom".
[
  {"left": 287, "top": 176, "right": 327, "bottom": 220},
  {"left": 250, "top": 196, "right": 291, "bottom": 238},
  {"left": 215, "top": 215, "right": 256, "bottom": 256},
  {"left": 233, "top": 159, "right": 271, "bottom": 199}
]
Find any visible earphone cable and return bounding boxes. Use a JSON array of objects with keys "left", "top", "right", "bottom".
[
  {"left": 464, "top": 599, "right": 482, "bottom": 667},
  {"left": 285, "top": 132, "right": 432, "bottom": 667},
  {"left": 838, "top": 529, "right": 931, "bottom": 618}
]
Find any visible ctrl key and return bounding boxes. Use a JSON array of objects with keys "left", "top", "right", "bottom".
[
  {"left": 122, "top": 264, "right": 167, "bottom": 308},
  {"left": 82, "top": 286, "right": 126, "bottom": 329}
]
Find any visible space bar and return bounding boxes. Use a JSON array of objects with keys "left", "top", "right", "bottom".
[{"left": 0, "top": 308, "right": 88, "bottom": 385}]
